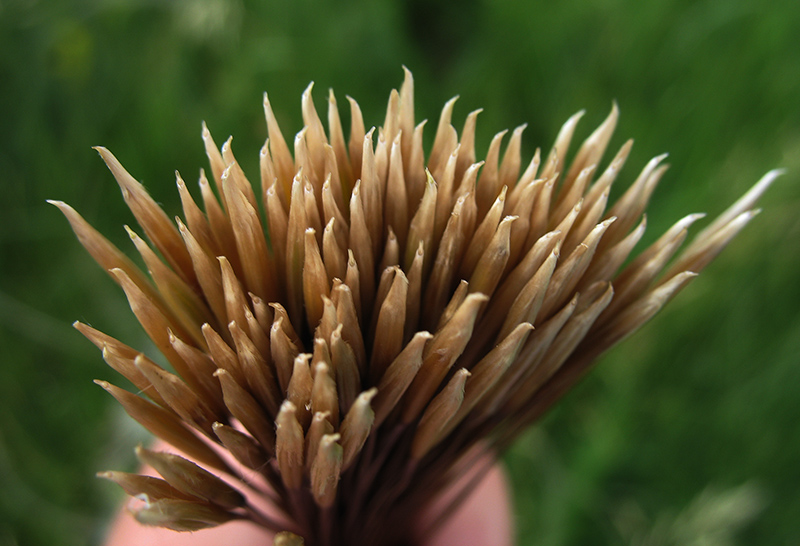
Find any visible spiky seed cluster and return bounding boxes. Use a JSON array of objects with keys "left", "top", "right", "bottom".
[{"left": 52, "top": 68, "right": 779, "bottom": 546}]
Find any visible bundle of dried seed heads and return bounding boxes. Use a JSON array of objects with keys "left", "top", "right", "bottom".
[{"left": 52, "top": 68, "right": 779, "bottom": 546}]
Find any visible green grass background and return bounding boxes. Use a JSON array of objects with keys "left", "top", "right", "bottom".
[{"left": 1, "top": 0, "right": 798, "bottom": 544}]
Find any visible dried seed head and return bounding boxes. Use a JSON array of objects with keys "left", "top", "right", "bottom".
[
  {"left": 60, "top": 69, "right": 776, "bottom": 544},
  {"left": 133, "top": 497, "right": 239, "bottom": 532},
  {"left": 135, "top": 445, "right": 246, "bottom": 509},
  {"left": 274, "top": 532, "right": 306, "bottom": 546},
  {"left": 97, "top": 471, "right": 194, "bottom": 502},
  {"left": 411, "top": 369, "right": 470, "bottom": 460},
  {"left": 339, "top": 388, "right": 378, "bottom": 470},
  {"left": 94, "top": 380, "right": 230, "bottom": 473},
  {"left": 212, "top": 421, "right": 270, "bottom": 471},
  {"left": 276, "top": 401, "right": 305, "bottom": 489},
  {"left": 310, "top": 433, "right": 343, "bottom": 508}
]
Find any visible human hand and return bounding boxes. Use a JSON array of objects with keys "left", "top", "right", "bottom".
[{"left": 103, "top": 440, "right": 513, "bottom": 546}]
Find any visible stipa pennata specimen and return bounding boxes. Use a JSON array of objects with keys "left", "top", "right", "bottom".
[{"left": 52, "top": 68, "right": 780, "bottom": 546}]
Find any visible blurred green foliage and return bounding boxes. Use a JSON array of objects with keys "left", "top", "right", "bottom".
[{"left": 1, "top": 0, "right": 798, "bottom": 545}]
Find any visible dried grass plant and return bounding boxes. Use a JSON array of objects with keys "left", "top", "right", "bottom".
[{"left": 51, "top": 68, "right": 780, "bottom": 546}]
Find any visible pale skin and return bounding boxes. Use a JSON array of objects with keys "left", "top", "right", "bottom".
[{"left": 104, "top": 440, "right": 513, "bottom": 546}]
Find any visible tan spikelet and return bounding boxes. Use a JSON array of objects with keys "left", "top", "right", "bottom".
[
  {"left": 94, "top": 380, "right": 230, "bottom": 473},
  {"left": 310, "top": 434, "right": 343, "bottom": 508}
]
